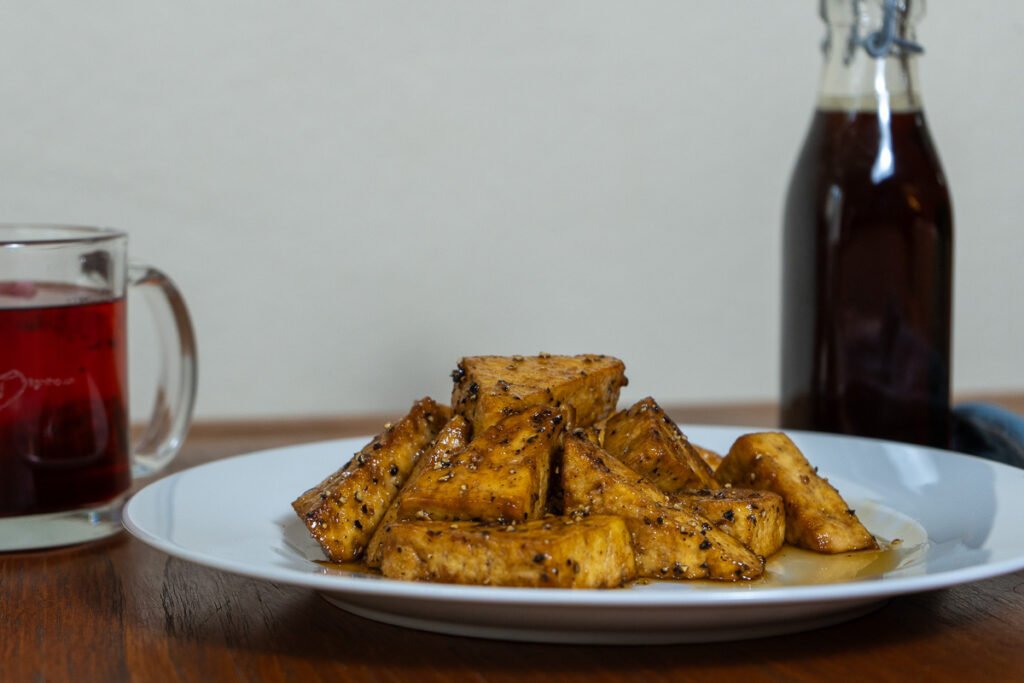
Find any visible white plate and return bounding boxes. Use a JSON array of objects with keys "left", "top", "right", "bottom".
[{"left": 123, "top": 426, "right": 1024, "bottom": 644}]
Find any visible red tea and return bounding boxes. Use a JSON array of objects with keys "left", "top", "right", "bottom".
[{"left": 0, "top": 283, "right": 130, "bottom": 516}]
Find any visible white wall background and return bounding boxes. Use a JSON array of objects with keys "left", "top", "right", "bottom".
[{"left": 1, "top": 2, "right": 1021, "bottom": 420}]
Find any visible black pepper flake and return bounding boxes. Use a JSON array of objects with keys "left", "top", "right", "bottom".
[
  {"left": 699, "top": 540, "right": 711, "bottom": 550},
  {"left": 532, "top": 553, "right": 546, "bottom": 564},
  {"left": 451, "top": 366, "right": 466, "bottom": 383},
  {"left": 723, "top": 510, "right": 735, "bottom": 521},
  {"left": 354, "top": 520, "right": 363, "bottom": 530},
  {"left": 389, "top": 464, "right": 399, "bottom": 476},
  {"left": 372, "top": 442, "right": 382, "bottom": 450}
]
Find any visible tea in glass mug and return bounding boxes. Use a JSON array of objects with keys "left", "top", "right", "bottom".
[{"left": 0, "top": 225, "right": 196, "bottom": 550}]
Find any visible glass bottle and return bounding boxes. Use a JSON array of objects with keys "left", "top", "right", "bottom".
[{"left": 780, "top": 0, "right": 953, "bottom": 448}]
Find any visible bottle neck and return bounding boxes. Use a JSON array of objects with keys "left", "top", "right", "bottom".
[{"left": 817, "top": 7, "right": 924, "bottom": 113}]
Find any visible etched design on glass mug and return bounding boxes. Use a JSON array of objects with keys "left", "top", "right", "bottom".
[{"left": 0, "top": 369, "right": 76, "bottom": 412}]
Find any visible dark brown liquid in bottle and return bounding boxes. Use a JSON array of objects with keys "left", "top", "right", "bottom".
[{"left": 781, "top": 109, "right": 953, "bottom": 448}]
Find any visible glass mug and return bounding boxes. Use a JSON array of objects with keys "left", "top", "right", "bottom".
[{"left": 0, "top": 224, "right": 197, "bottom": 550}]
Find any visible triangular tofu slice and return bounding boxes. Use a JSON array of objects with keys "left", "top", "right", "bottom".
[
  {"left": 714, "top": 432, "right": 877, "bottom": 554},
  {"left": 291, "top": 397, "right": 450, "bottom": 561},
  {"left": 450, "top": 354, "right": 626, "bottom": 436},
  {"left": 396, "top": 407, "right": 567, "bottom": 524},
  {"left": 692, "top": 443, "right": 724, "bottom": 471},
  {"left": 673, "top": 488, "right": 786, "bottom": 558},
  {"left": 603, "top": 397, "right": 718, "bottom": 493},
  {"left": 364, "top": 415, "right": 471, "bottom": 568},
  {"left": 562, "top": 433, "right": 763, "bottom": 580}
]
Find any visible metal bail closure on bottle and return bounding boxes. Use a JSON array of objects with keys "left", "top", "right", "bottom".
[{"left": 860, "top": 0, "right": 924, "bottom": 57}]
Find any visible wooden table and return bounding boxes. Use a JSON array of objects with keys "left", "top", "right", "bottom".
[{"left": 3, "top": 399, "right": 1024, "bottom": 682}]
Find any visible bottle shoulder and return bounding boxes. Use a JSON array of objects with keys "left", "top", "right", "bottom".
[
  {"left": 789, "top": 111, "right": 950, "bottom": 193},
  {"left": 783, "top": 109, "right": 953, "bottom": 241}
]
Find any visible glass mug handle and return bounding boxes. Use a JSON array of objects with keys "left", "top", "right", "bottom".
[{"left": 127, "top": 264, "right": 198, "bottom": 477}]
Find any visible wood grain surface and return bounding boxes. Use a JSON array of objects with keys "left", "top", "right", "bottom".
[{"left": 3, "top": 399, "right": 1023, "bottom": 683}]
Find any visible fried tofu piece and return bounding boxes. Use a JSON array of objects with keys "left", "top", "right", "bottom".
[
  {"left": 603, "top": 397, "right": 718, "bottom": 493},
  {"left": 364, "top": 415, "right": 471, "bottom": 568},
  {"left": 673, "top": 488, "right": 786, "bottom": 558},
  {"left": 395, "top": 407, "right": 567, "bottom": 524},
  {"left": 450, "top": 354, "right": 626, "bottom": 436},
  {"left": 561, "top": 435, "right": 763, "bottom": 581},
  {"left": 714, "top": 432, "right": 877, "bottom": 554},
  {"left": 693, "top": 444, "right": 724, "bottom": 471},
  {"left": 379, "top": 515, "right": 636, "bottom": 588},
  {"left": 292, "top": 397, "right": 450, "bottom": 561},
  {"left": 577, "top": 423, "right": 605, "bottom": 447}
]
